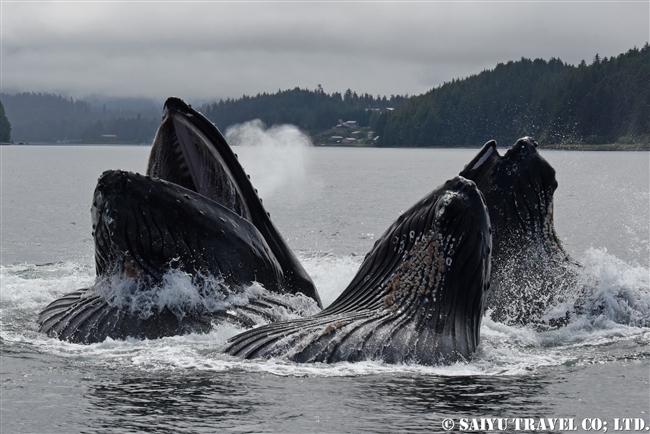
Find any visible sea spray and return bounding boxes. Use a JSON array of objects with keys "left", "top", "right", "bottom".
[
  {"left": 0, "top": 262, "right": 94, "bottom": 308},
  {"left": 1, "top": 247, "right": 648, "bottom": 376},
  {"left": 300, "top": 252, "right": 362, "bottom": 308},
  {"left": 93, "top": 269, "right": 320, "bottom": 322},
  {"left": 572, "top": 247, "right": 650, "bottom": 327},
  {"left": 225, "top": 119, "right": 315, "bottom": 201}
]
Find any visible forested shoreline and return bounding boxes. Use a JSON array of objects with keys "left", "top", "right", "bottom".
[
  {"left": 1, "top": 44, "right": 647, "bottom": 147},
  {"left": 0, "top": 93, "right": 160, "bottom": 143},
  {"left": 375, "top": 44, "right": 649, "bottom": 147},
  {"left": 202, "top": 88, "right": 409, "bottom": 134}
]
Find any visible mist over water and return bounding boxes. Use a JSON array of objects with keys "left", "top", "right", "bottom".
[{"left": 225, "top": 120, "right": 318, "bottom": 202}]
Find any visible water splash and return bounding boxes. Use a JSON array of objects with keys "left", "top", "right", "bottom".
[
  {"left": 225, "top": 119, "right": 314, "bottom": 201},
  {"left": 561, "top": 247, "right": 650, "bottom": 327},
  {"left": 1, "top": 247, "right": 648, "bottom": 377},
  {"left": 300, "top": 252, "right": 361, "bottom": 307},
  {"left": 94, "top": 270, "right": 255, "bottom": 320},
  {"left": 93, "top": 268, "right": 322, "bottom": 324}
]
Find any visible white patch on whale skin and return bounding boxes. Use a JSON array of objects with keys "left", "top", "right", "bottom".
[
  {"left": 90, "top": 190, "right": 103, "bottom": 227},
  {"left": 435, "top": 191, "right": 461, "bottom": 220},
  {"left": 471, "top": 145, "right": 494, "bottom": 171}
]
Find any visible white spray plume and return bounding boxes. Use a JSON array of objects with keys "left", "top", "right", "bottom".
[{"left": 225, "top": 119, "right": 313, "bottom": 200}]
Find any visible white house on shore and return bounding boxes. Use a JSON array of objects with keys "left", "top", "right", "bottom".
[{"left": 336, "top": 120, "right": 358, "bottom": 128}]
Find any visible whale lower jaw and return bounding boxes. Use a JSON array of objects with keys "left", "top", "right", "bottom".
[
  {"left": 226, "top": 176, "right": 492, "bottom": 365},
  {"left": 37, "top": 169, "right": 304, "bottom": 344},
  {"left": 226, "top": 310, "right": 473, "bottom": 365}
]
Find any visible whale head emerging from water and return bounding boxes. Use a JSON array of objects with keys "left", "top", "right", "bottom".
[
  {"left": 38, "top": 97, "right": 321, "bottom": 344},
  {"left": 226, "top": 176, "right": 492, "bottom": 365},
  {"left": 145, "top": 97, "right": 320, "bottom": 305},
  {"left": 460, "top": 137, "right": 577, "bottom": 326}
]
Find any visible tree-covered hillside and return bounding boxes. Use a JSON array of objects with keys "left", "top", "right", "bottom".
[
  {"left": 0, "top": 100, "right": 11, "bottom": 142},
  {"left": 2, "top": 44, "right": 647, "bottom": 147},
  {"left": 201, "top": 87, "right": 409, "bottom": 134},
  {"left": 0, "top": 92, "right": 159, "bottom": 142},
  {"left": 1, "top": 93, "right": 94, "bottom": 142},
  {"left": 374, "top": 44, "right": 649, "bottom": 147},
  {"left": 0, "top": 89, "right": 407, "bottom": 143}
]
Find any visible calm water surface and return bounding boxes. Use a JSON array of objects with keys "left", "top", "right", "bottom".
[{"left": 1, "top": 145, "right": 649, "bottom": 433}]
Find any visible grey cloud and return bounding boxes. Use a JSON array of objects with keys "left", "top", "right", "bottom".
[{"left": 3, "top": 1, "right": 648, "bottom": 101}]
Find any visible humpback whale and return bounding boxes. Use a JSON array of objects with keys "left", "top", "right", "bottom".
[
  {"left": 460, "top": 137, "right": 577, "bottom": 326},
  {"left": 38, "top": 93, "right": 571, "bottom": 358},
  {"left": 38, "top": 97, "right": 321, "bottom": 343},
  {"left": 225, "top": 137, "right": 576, "bottom": 363},
  {"left": 226, "top": 176, "right": 492, "bottom": 365}
]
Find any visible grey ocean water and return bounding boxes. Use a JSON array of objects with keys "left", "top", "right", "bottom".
[{"left": 1, "top": 145, "right": 649, "bottom": 433}]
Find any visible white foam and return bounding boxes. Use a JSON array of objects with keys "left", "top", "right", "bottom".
[
  {"left": 537, "top": 248, "right": 650, "bottom": 329},
  {"left": 92, "top": 269, "right": 322, "bottom": 322},
  {"left": 96, "top": 270, "right": 238, "bottom": 320},
  {"left": 1, "top": 248, "right": 648, "bottom": 378},
  {"left": 0, "top": 262, "right": 94, "bottom": 307},
  {"left": 299, "top": 252, "right": 362, "bottom": 307},
  {"left": 577, "top": 247, "right": 650, "bottom": 325}
]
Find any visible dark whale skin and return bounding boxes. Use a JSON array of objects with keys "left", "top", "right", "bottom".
[
  {"left": 91, "top": 170, "right": 285, "bottom": 292},
  {"left": 146, "top": 97, "right": 319, "bottom": 306},
  {"left": 38, "top": 97, "right": 321, "bottom": 344},
  {"left": 226, "top": 176, "right": 492, "bottom": 365},
  {"left": 460, "top": 137, "right": 577, "bottom": 326}
]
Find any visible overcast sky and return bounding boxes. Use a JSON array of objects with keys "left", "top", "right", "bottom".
[{"left": 2, "top": 1, "right": 648, "bottom": 104}]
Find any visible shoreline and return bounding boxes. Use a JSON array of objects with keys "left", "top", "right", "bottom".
[
  {"left": 3, "top": 142, "right": 648, "bottom": 151},
  {"left": 540, "top": 143, "right": 649, "bottom": 151},
  {"left": 314, "top": 143, "right": 650, "bottom": 151}
]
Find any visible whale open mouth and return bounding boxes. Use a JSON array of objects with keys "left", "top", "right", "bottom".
[
  {"left": 142, "top": 98, "right": 320, "bottom": 307},
  {"left": 147, "top": 98, "right": 252, "bottom": 221},
  {"left": 38, "top": 97, "right": 324, "bottom": 345},
  {"left": 460, "top": 136, "right": 559, "bottom": 254},
  {"left": 91, "top": 98, "right": 284, "bottom": 285},
  {"left": 225, "top": 176, "right": 492, "bottom": 365}
]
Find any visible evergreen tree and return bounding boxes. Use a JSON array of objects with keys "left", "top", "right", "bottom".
[
  {"left": 200, "top": 87, "right": 410, "bottom": 134},
  {"left": 1, "top": 92, "right": 159, "bottom": 142},
  {"left": 379, "top": 45, "right": 649, "bottom": 147},
  {"left": 0, "top": 100, "right": 11, "bottom": 142}
]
